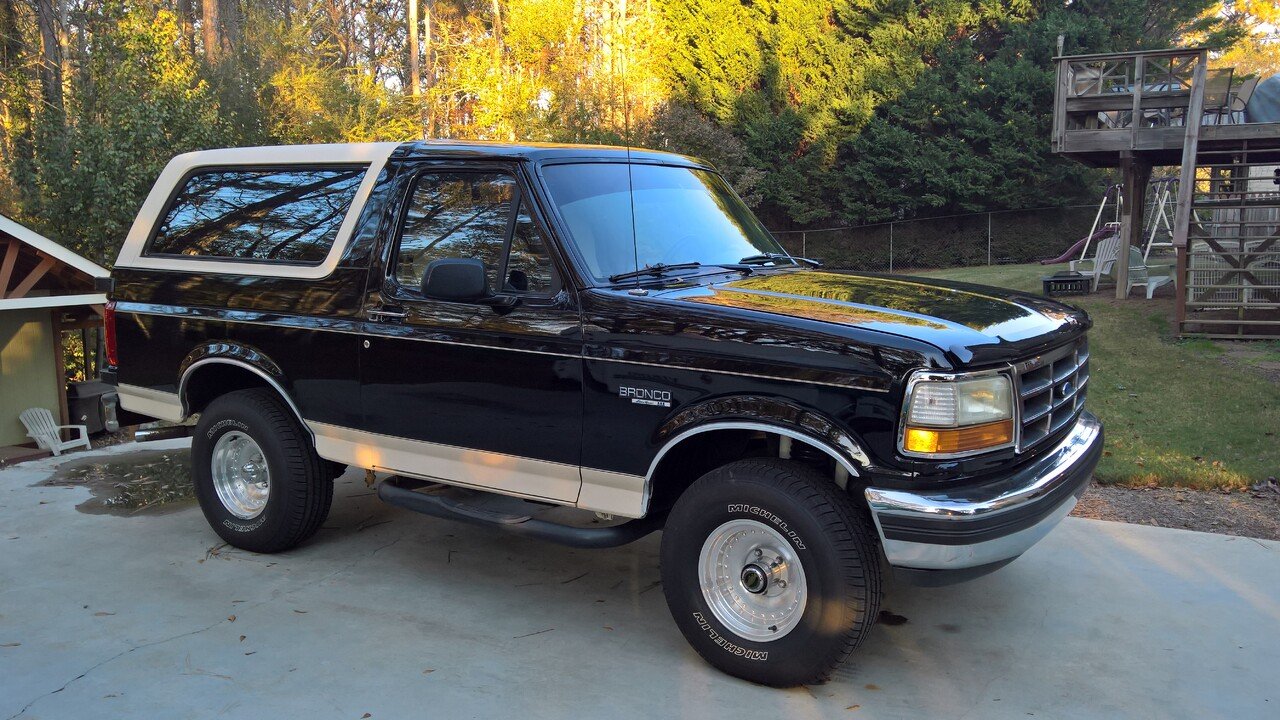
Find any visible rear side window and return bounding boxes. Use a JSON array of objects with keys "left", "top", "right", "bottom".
[{"left": 146, "top": 166, "right": 366, "bottom": 264}]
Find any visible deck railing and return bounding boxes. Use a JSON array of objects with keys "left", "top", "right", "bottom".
[{"left": 1052, "top": 48, "right": 1215, "bottom": 154}]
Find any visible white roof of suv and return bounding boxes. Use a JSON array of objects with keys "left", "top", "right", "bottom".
[{"left": 114, "top": 143, "right": 399, "bottom": 279}]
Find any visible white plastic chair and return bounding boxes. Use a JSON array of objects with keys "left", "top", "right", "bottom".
[
  {"left": 1115, "top": 247, "right": 1174, "bottom": 299},
  {"left": 19, "top": 407, "right": 90, "bottom": 456},
  {"left": 1071, "top": 234, "right": 1121, "bottom": 291}
]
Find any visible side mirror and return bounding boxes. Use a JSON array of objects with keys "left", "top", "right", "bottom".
[{"left": 421, "top": 258, "right": 488, "bottom": 301}]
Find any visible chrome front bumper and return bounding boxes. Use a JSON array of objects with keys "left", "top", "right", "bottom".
[{"left": 864, "top": 411, "right": 1103, "bottom": 575}]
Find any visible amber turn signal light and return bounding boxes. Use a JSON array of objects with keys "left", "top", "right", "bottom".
[{"left": 903, "top": 419, "right": 1014, "bottom": 454}]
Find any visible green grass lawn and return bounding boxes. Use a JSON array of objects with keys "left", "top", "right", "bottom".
[{"left": 914, "top": 264, "right": 1280, "bottom": 489}]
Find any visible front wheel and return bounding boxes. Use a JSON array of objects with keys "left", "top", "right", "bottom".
[
  {"left": 192, "top": 389, "right": 332, "bottom": 553},
  {"left": 660, "top": 459, "right": 882, "bottom": 686}
]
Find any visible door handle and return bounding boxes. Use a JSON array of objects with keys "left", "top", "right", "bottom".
[{"left": 368, "top": 308, "right": 409, "bottom": 321}]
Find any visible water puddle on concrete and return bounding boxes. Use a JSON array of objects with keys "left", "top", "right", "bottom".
[{"left": 39, "top": 450, "right": 195, "bottom": 516}]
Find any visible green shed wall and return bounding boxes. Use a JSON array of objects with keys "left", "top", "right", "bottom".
[{"left": 0, "top": 309, "right": 59, "bottom": 446}]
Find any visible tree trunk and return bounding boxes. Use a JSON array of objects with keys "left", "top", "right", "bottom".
[
  {"left": 177, "top": 0, "right": 197, "bottom": 55},
  {"left": 408, "top": 0, "right": 424, "bottom": 136},
  {"left": 201, "top": 0, "right": 221, "bottom": 63},
  {"left": 34, "top": 0, "right": 64, "bottom": 112},
  {"left": 423, "top": 4, "right": 433, "bottom": 89},
  {"left": 0, "top": 0, "right": 25, "bottom": 166},
  {"left": 423, "top": 3, "right": 434, "bottom": 135},
  {"left": 408, "top": 0, "right": 420, "bottom": 97},
  {"left": 218, "top": 0, "right": 241, "bottom": 54},
  {"left": 321, "top": 1, "right": 351, "bottom": 68},
  {"left": 490, "top": 0, "right": 503, "bottom": 45}
]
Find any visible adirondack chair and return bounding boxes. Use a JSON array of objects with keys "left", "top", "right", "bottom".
[
  {"left": 1114, "top": 247, "right": 1175, "bottom": 299},
  {"left": 1070, "top": 233, "right": 1121, "bottom": 291},
  {"left": 19, "top": 407, "right": 90, "bottom": 456}
]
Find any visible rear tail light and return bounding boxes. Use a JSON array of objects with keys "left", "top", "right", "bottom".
[{"left": 103, "top": 300, "right": 118, "bottom": 367}]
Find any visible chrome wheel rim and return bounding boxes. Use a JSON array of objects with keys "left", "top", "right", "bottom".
[
  {"left": 211, "top": 431, "right": 270, "bottom": 519},
  {"left": 698, "top": 519, "right": 807, "bottom": 642}
]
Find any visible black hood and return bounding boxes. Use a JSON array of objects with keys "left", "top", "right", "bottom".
[{"left": 658, "top": 270, "right": 1090, "bottom": 366}]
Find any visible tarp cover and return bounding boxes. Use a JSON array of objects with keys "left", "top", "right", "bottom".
[{"left": 1246, "top": 75, "right": 1280, "bottom": 123}]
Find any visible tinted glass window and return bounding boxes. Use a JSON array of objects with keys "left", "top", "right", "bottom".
[
  {"left": 540, "top": 163, "right": 786, "bottom": 283},
  {"left": 393, "top": 172, "right": 554, "bottom": 295},
  {"left": 147, "top": 166, "right": 365, "bottom": 263},
  {"left": 506, "top": 200, "right": 554, "bottom": 294}
]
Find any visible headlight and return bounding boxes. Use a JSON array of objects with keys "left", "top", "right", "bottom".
[{"left": 901, "top": 372, "right": 1015, "bottom": 457}]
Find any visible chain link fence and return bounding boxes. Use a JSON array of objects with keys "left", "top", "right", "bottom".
[{"left": 771, "top": 205, "right": 1100, "bottom": 274}]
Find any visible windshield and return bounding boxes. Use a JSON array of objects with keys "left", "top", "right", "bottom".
[{"left": 540, "top": 163, "right": 789, "bottom": 283}]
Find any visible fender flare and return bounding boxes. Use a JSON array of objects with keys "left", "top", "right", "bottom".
[
  {"left": 177, "top": 343, "right": 311, "bottom": 440},
  {"left": 645, "top": 395, "right": 874, "bottom": 482}
]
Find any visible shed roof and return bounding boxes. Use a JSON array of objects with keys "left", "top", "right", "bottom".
[
  {"left": 0, "top": 214, "right": 108, "bottom": 311},
  {"left": 0, "top": 214, "right": 108, "bottom": 279}
]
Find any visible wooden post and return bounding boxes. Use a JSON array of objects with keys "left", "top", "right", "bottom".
[
  {"left": 987, "top": 213, "right": 992, "bottom": 265},
  {"left": 0, "top": 238, "right": 18, "bottom": 295},
  {"left": 1052, "top": 58, "right": 1069, "bottom": 152},
  {"left": 80, "top": 326, "right": 90, "bottom": 380},
  {"left": 1175, "top": 245, "right": 1188, "bottom": 330},
  {"left": 1116, "top": 154, "right": 1151, "bottom": 299},
  {"left": 1130, "top": 54, "right": 1146, "bottom": 148},
  {"left": 50, "top": 309, "right": 68, "bottom": 431},
  {"left": 1172, "top": 51, "right": 1208, "bottom": 249},
  {"left": 888, "top": 223, "right": 894, "bottom": 272},
  {"left": 1170, "top": 50, "right": 1208, "bottom": 329}
]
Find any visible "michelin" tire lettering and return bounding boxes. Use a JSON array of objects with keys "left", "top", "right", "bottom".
[
  {"left": 726, "top": 504, "right": 806, "bottom": 549},
  {"left": 693, "top": 612, "right": 768, "bottom": 661}
]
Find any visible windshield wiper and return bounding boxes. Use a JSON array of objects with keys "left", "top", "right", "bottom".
[
  {"left": 739, "top": 252, "right": 822, "bottom": 267},
  {"left": 608, "top": 262, "right": 702, "bottom": 284}
]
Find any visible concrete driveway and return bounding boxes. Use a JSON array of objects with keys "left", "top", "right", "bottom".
[{"left": 1, "top": 440, "right": 1277, "bottom": 720}]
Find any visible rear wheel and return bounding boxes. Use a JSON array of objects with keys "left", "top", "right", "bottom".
[
  {"left": 660, "top": 458, "right": 881, "bottom": 686},
  {"left": 192, "top": 389, "right": 332, "bottom": 553}
]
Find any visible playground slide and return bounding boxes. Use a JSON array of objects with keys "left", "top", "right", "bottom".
[{"left": 1040, "top": 227, "right": 1115, "bottom": 265}]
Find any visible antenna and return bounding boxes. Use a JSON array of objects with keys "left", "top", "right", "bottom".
[{"left": 622, "top": 11, "right": 642, "bottom": 294}]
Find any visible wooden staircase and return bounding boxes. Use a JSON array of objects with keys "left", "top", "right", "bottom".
[{"left": 1176, "top": 140, "right": 1280, "bottom": 338}]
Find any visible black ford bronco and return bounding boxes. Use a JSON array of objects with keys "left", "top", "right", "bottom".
[{"left": 104, "top": 141, "right": 1102, "bottom": 686}]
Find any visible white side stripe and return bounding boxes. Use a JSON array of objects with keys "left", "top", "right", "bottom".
[
  {"left": 116, "top": 384, "right": 184, "bottom": 423},
  {"left": 308, "top": 421, "right": 648, "bottom": 518}
]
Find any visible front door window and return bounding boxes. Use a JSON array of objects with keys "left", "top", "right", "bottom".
[{"left": 393, "top": 171, "right": 554, "bottom": 296}]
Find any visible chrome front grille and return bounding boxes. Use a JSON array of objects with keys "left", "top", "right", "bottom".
[{"left": 1016, "top": 338, "right": 1089, "bottom": 450}]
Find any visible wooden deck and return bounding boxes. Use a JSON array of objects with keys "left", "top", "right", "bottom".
[
  {"left": 1057, "top": 124, "right": 1280, "bottom": 167},
  {"left": 1051, "top": 48, "right": 1280, "bottom": 338},
  {"left": 1052, "top": 48, "right": 1280, "bottom": 165},
  {"left": 0, "top": 443, "right": 51, "bottom": 468}
]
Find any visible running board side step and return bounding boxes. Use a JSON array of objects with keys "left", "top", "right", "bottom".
[
  {"left": 134, "top": 425, "right": 192, "bottom": 443},
  {"left": 377, "top": 476, "right": 665, "bottom": 549}
]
